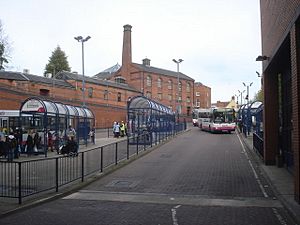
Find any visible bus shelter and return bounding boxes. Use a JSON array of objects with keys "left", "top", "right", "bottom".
[
  {"left": 127, "top": 96, "right": 175, "bottom": 144},
  {"left": 240, "top": 101, "right": 262, "bottom": 136},
  {"left": 19, "top": 97, "right": 94, "bottom": 157},
  {"left": 253, "top": 103, "right": 263, "bottom": 138}
]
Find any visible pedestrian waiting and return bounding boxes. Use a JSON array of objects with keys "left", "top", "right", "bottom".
[{"left": 114, "top": 122, "right": 120, "bottom": 138}]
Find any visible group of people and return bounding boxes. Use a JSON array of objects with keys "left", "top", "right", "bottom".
[
  {"left": 0, "top": 125, "right": 96, "bottom": 159},
  {"left": 112, "top": 121, "right": 127, "bottom": 138},
  {"left": 0, "top": 127, "right": 21, "bottom": 160}
]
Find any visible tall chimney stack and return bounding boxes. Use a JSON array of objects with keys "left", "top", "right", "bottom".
[{"left": 122, "top": 24, "right": 132, "bottom": 78}]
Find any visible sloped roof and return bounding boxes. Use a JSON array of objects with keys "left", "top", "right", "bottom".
[
  {"left": 132, "top": 63, "right": 194, "bottom": 81},
  {"left": 0, "top": 71, "right": 29, "bottom": 81},
  {"left": 56, "top": 71, "right": 139, "bottom": 92},
  {"left": 0, "top": 71, "right": 73, "bottom": 88},
  {"left": 93, "top": 63, "right": 121, "bottom": 80}
]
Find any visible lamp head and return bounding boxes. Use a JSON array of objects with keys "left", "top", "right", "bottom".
[
  {"left": 256, "top": 55, "right": 269, "bottom": 61},
  {"left": 83, "top": 36, "right": 91, "bottom": 42},
  {"left": 74, "top": 36, "right": 83, "bottom": 41}
]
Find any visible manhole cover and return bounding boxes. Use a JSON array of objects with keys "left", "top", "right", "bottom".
[
  {"left": 106, "top": 180, "right": 140, "bottom": 188},
  {"left": 160, "top": 154, "right": 171, "bottom": 158}
]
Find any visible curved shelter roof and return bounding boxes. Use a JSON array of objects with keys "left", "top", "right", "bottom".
[
  {"left": 128, "top": 96, "right": 173, "bottom": 115},
  {"left": 20, "top": 97, "right": 94, "bottom": 118}
]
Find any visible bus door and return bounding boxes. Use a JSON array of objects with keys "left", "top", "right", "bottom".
[{"left": 0, "top": 117, "right": 8, "bottom": 130}]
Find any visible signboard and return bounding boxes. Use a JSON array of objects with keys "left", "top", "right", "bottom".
[{"left": 21, "top": 100, "right": 43, "bottom": 112}]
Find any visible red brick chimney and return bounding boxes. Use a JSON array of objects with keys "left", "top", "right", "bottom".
[{"left": 122, "top": 24, "right": 132, "bottom": 78}]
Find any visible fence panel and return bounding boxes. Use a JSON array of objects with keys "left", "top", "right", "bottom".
[
  {"left": 21, "top": 159, "right": 56, "bottom": 197},
  {"left": 0, "top": 121, "right": 187, "bottom": 203},
  {"left": 102, "top": 143, "right": 116, "bottom": 169},
  {"left": 0, "top": 162, "right": 18, "bottom": 198},
  {"left": 58, "top": 155, "right": 82, "bottom": 187}
]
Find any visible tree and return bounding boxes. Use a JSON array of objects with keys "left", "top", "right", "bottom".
[
  {"left": 44, "top": 46, "right": 71, "bottom": 77},
  {"left": 254, "top": 88, "right": 263, "bottom": 102},
  {"left": 0, "top": 20, "right": 11, "bottom": 70}
]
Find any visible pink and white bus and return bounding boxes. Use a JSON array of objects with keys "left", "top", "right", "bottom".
[{"left": 200, "top": 107, "right": 236, "bottom": 133}]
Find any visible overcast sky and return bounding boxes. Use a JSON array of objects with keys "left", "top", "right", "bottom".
[{"left": 1, "top": 0, "right": 262, "bottom": 103}]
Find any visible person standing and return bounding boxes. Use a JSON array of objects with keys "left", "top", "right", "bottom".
[
  {"left": 120, "top": 121, "right": 125, "bottom": 137},
  {"left": 68, "top": 125, "right": 76, "bottom": 139},
  {"left": 89, "top": 127, "right": 95, "bottom": 144},
  {"left": 114, "top": 122, "right": 120, "bottom": 138},
  {"left": 112, "top": 122, "right": 117, "bottom": 137},
  {"left": 26, "top": 131, "right": 34, "bottom": 154}
]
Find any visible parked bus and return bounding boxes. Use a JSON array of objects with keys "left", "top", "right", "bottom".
[
  {"left": 197, "top": 108, "right": 211, "bottom": 129},
  {"left": 201, "top": 107, "right": 236, "bottom": 133}
]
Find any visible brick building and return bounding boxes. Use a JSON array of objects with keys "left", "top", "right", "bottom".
[
  {"left": 194, "top": 82, "right": 211, "bottom": 108},
  {"left": 97, "top": 24, "right": 209, "bottom": 119},
  {"left": 0, "top": 71, "right": 141, "bottom": 128},
  {"left": 258, "top": 1, "right": 300, "bottom": 202},
  {"left": 0, "top": 24, "right": 211, "bottom": 128}
]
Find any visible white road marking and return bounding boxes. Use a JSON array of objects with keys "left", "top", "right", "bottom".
[
  {"left": 272, "top": 208, "right": 289, "bottom": 225},
  {"left": 236, "top": 133, "right": 269, "bottom": 198},
  {"left": 171, "top": 205, "right": 181, "bottom": 225}
]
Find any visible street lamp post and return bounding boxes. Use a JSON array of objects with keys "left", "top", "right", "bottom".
[
  {"left": 234, "top": 94, "right": 239, "bottom": 106},
  {"left": 243, "top": 82, "right": 253, "bottom": 104},
  {"left": 172, "top": 59, "right": 183, "bottom": 121},
  {"left": 238, "top": 90, "right": 245, "bottom": 105},
  {"left": 74, "top": 35, "right": 91, "bottom": 107}
]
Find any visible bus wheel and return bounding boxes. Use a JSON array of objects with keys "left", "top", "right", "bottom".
[{"left": 228, "top": 131, "right": 231, "bottom": 134}]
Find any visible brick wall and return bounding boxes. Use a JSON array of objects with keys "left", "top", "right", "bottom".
[
  {"left": 290, "top": 21, "right": 300, "bottom": 202},
  {"left": 0, "top": 78, "right": 139, "bottom": 128},
  {"left": 194, "top": 82, "right": 211, "bottom": 108},
  {"left": 260, "top": 0, "right": 300, "bottom": 59}
]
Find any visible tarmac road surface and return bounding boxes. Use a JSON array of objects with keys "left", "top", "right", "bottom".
[{"left": 0, "top": 127, "right": 297, "bottom": 225}]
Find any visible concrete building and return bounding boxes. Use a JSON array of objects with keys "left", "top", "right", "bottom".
[{"left": 258, "top": 0, "right": 300, "bottom": 202}]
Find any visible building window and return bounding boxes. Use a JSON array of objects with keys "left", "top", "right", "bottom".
[
  {"left": 146, "top": 91, "right": 152, "bottom": 98},
  {"left": 187, "top": 97, "right": 191, "bottom": 103},
  {"left": 104, "top": 90, "right": 108, "bottom": 100},
  {"left": 196, "top": 99, "right": 200, "bottom": 107},
  {"left": 88, "top": 87, "right": 93, "bottom": 98},
  {"left": 196, "top": 92, "right": 200, "bottom": 97},
  {"left": 168, "top": 94, "right": 172, "bottom": 101},
  {"left": 146, "top": 75, "right": 152, "bottom": 86},
  {"left": 117, "top": 92, "right": 121, "bottom": 102},
  {"left": 187, "top": 106, "right": 191, "bottom": 116},
  {"left": 115, "top": 76, "right": 126, "bottom": 84},
  {"left": 40, "top": 89, "right": 49, "bottom": 96},
  {"left": 168, "top": 80, "right": 172, "bottom": 90},
  {"left": 178, "top": 96, "right": 182, "bottom": 102},
  {"left": 157, "top": 93, "right": 162, "bottom": 100},
  {"left": 187, "top": 83, "right": 191, "bottom": 92},
  {"left": 157, "top": 78, "right": 162, "bottom": 88}
]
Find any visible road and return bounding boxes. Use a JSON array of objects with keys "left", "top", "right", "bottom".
[{"left": 0, "top": 127, "right": 296, "bottom": 225}]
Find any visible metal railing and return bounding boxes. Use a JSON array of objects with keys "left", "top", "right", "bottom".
[
  {"left": 253, "top": 132, "right": 264, "bottom": 158},
  {"left": 0, "top": 122, "right": 186, "bottom": 204}
]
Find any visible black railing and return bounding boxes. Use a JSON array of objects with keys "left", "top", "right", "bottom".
[
  {"left": 253, "top": 132, "right": 264, "bottom": 158},
  {"left": 0, "top": 122, "right": 186, "bottom": 204}
]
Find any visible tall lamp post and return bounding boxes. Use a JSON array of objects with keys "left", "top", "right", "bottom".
[
  {"left": 243, "top": 82, "right": 253, "bottom": 104},
  {"left": 172, "top": 59, "right": 183, "bottom": 121},
  {"left": 234, "top": 94, "right": 239, "bottom": 106},
  {"left": 238, "top": 90, "right": 245, "bottom": 105},
  {"left": 74, "top": 35, "right": 91, "bottom": 107}
]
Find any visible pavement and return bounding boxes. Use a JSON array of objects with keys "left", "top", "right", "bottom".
[
  {"left": 1, "top": 125, "right": 300, "bottom": 224},
  {"left": 239, "top": 130, "right": 300, "bottom": 224}
]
